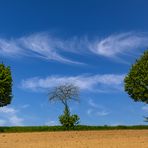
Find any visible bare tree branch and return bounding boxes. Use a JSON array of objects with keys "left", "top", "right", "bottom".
[{"left": 49, "top": 83, "right": 79, "bottom": 107}]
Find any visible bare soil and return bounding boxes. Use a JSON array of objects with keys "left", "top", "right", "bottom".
[{"left": 0, "top": 130, "right": 148, "bottom": 148}]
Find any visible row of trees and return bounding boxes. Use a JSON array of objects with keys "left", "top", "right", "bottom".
[{"left": 1, "top": 50, "right": 148, "bottom": 127}]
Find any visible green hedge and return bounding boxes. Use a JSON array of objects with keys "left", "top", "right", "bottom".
[{"left": 0, "top": 125, "right": 148, "bottom": 133}]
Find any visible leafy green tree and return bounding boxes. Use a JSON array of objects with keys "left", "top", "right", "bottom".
[
  {"left": 124, "top": 50, "right": 148, "bottom": 121},
  {"left": 49, "top": 83, "right": 80, "bottom": 129},
  {"left": 59, "top": 105, "right": 80, "bottom": 129},
  {"left": 0, "top": 63, "right": 12, "bottom": 107}
]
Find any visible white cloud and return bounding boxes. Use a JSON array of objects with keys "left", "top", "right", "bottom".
[
  {"left": 87, "top": 108, "right": 109, "bottom": 117},
  {"left": 0, "top": 33, "right": 84, "bottom": 64},
  {"left": 0, "top": 32, "right": 147, "bottom": 64},
  {"left": 109, "top": 122, "right": 123, "bottom": 126},
  {"left": 88, "top": 99, "right": 100, "bottom": 108},
  {"left": 89, "top": 32, "right": 148, "bottom": 58},
  {"left": 0, "top": 119, "right": 7, "bottom": 126},
  {"left": 142, "top": 105, "right": 148, "bottom": 112},
  {"left": 96, "top": 111, "right": 109, "bottom": 116},
  {"left": 20, "top": 33, "right": 83, "bottom": 64},
  {"left": 0, "top": 38, "right": 24, "bottom": 57},
  {"left": 0, "top": 106, "right": 24, "bottom": 126},
  {"left": 21, "top": 74, "right": 124, "bottom": 92},
  {"left": 0, "top": 106, "right": 17, "bottom": 114},
  {"left": 21, "top": 104, "right": 30, "bottom": 109},
  {"left": 87, "top": 109, "right": 93, "bottom": 115},
  {"left": 45, "top": 120, "right": 58, "bottom": 126},
  {"left": 87, "top": 99, "right": 110, "bottom": 117},
  {"left": 9, "top": 115, "right": 24, "bottom": 126}
]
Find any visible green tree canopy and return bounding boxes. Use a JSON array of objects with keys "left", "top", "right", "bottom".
[
  {"left": 124, "top": 50, "right": 148, "bottom": 104},
  {"left": 0, "top": 63, "right": 12, "bottom": 107}
]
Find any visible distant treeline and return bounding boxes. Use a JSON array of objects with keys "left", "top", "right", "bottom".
[{"left": 0, "top": 125, "right": 148, "bottom": 133}]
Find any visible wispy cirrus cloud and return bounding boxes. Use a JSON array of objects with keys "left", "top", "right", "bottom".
[
  {"left": 0, "top": 38, "right": 23, "bottom": 57},
  {"left": 21, "top": 104, "right": 30, "bottom": 109},
  {"left": 20, "top": 33, "right": 84, "bottom": 64},
  {"left": 90, "top": 32, "right": 148, "bottom": 58},
  {"left": 0, "top": 32, "right": 147, "bottom": 64},
  {"left": 0, "top": 33, "right": 84, "bottom": 64},
  {"left": 87, "top": 99, "right": 110, "bottom": 116},
  {"left": 21, "top": 74, "right": 124, "bottom": 93},
  {"left": 45, "top": 120, "right": 58, "bottom": 126},
  {"left": 142, "top": 105, "right": 148, "bottom": 112}
]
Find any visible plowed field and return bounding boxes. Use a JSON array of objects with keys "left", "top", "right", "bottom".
[{"left": 0, "top": 130, "right": 148, "bottom": 148}]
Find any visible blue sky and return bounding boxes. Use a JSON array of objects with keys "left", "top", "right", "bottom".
[{"left": 0, "top": 0, "right": 148, "bottom": 126}]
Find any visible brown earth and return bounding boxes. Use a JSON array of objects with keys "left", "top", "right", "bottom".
[{"left": 0, "top": 130, "right": 148, "bottom": 148}]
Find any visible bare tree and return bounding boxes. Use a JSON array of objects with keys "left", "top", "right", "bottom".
[
  {"left": 49, "top": 83, "right": 80, "bottom": 128},
  {"left": 49, "top": 83, "right": 79, "bottom": 107}
]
